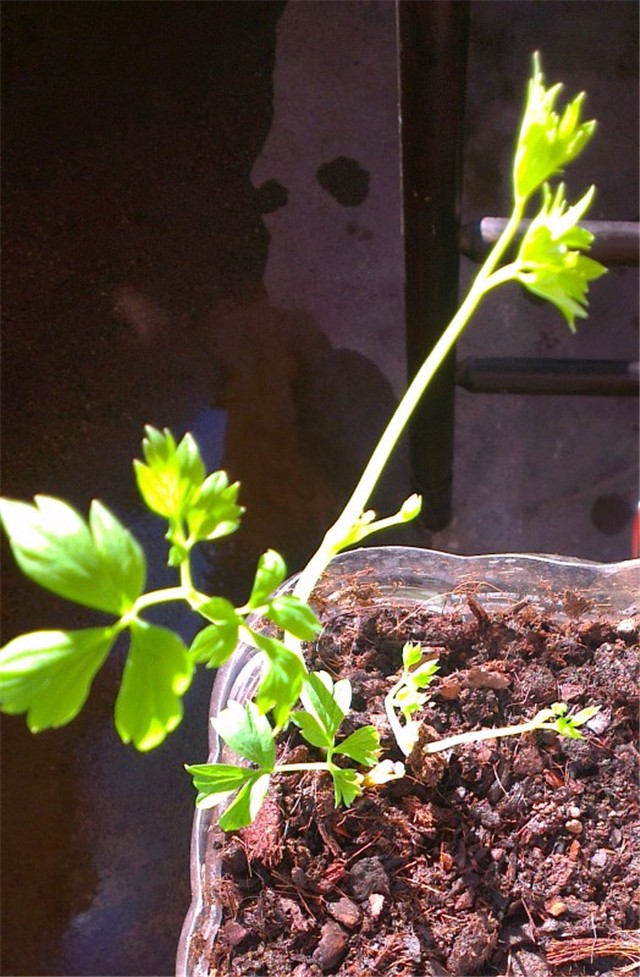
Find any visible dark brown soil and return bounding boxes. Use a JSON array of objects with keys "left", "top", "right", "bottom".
[{"left": 205, "top": 597, "right": 639, "bottom": 976}]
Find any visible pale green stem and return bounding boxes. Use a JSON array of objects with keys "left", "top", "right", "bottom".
[
  {"left": 275, "top": 761, "right": 333, "bottom": 774},
  {"left": 423, "top": 712, "right": 556, "bottom": 754},
  {"left": 384, "top": 679, "right": 412, "bottom": 757},
  {"left": 292, "top": 203, "right": 526, "bottom": 609}
]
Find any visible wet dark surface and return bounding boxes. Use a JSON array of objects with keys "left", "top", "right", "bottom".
[{"left": 1, "top": 2, "right": 638, "bottom": 975}]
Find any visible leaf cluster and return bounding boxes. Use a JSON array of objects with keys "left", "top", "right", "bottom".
[
  {"left": 0, "top": 428, "right": 320, "bottom": 750},
  {"left": 134, "top": 426, "right": 243, "bottom": 565},
  {"left": 0, "top": 56, "right": 608, "bottom": 835},
  {"left": 187, "top": 671, "right": 380, "bottom": 830},
  {"left": 385, "top": 643, "right": 440, "bottom": 757}
]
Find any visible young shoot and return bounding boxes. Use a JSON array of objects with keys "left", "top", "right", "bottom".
[
  {"left": 385, "top": 642, "right": 440, "bottom": 756},
  {"left": 419, "top": 702, "right": 602, "bottom": 756},
  {"left": 187, "top": 672, "right": 382, "bottom": 830},
  {"left": 385, "top": 643, "right": 600, "bottom": 761},
  {"left": 0, "top": 428, "right": 321, "bottom": 749},
  {"left": 0, "top": 55, "right": 607, "bottom": 832},
  {"left": 277, "top": 52, "right": 606, "bottom": 736}
]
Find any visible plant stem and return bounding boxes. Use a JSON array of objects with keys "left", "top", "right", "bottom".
[
  {"left": 384, "top": 679, "right": 412, "bottom": 757},
  {"left": 275, "top": 761, "right": 332, "bottom": 774},
  {"left": 423, "top": 712, "right": 554, "bottom": 754},
  {"left": 293, "top": 203, "right": 526, "bottom": 607},
  {"left": 132, "top": 582, "right": 209, "bottom": 615}
]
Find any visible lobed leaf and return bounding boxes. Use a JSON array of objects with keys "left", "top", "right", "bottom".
[
  {"left": 218, "top": 773, "right": 271, "bottom": 831},
  {"left": 334, "top": 725, "right": 381, "bottom": 767},
  {"left": 291, "top": 709, "right": 332, "bottom": 750},
  {"left": 402, "top": 642, "right": 423, "bottom": 670},
  {"left": 409, "top": 660, "right": 440, "bottom": 689},
  {"left": 186, "top": 471, "right": 244, "bottom": 543},
  {"left": 331, "top": 767, "right": 363, "bottom": 808},
  {"left": 266, "top": 595, "right": 322, "bottom": 641},
  {"left": 185, "top": 762, "right": 259, "bottom": 809},
  {"left": 514, "top": 52, "right": 596, "bottom": 200},
  {"left": 134, "top": 426, "right": 205, "bottom": 520},
  {"left": 212, "top": 701, "right": 276, "bottom": 769},
  {"left": 115, "top": 619, "right": 193, "bottom": 751},
  {"left": 0, "top": 495, "right": 145, "bottom": 615},
  {"left": 300, "top": 671, "right": 350, "bottom": 742},
  {"left": 515, "top": 183, "right": 607, "bottom": 330},
  {"left": 250, "top": 630, "right": 307, "bottom": 729},
  {"left": 190, "top": 597, "right": 241, "bottom": 667},
  {"left": 248, "top": 550, "right": 287, "bottom": 610},
  {"left": 0, "top": 627, "right": 116, "bottom": 731}
]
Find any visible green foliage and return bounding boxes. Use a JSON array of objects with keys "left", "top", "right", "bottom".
[
  {"left": 538, "top": 702, "right": 601, "bottom": 739},
  {"left": 187, "top": 674, "right": 380, "bottom": 830},
  {"left": 385, "top": 643, "right": 440, "bottom": 756},
  {"left": 514, "top": 52, "right": 596, "bottom": 200},
  {"left": 249, "top": 631, "right": 308, "bottom": 731},
  {"left": 246, "top": 549, "right": 288, "bottom": 609},
  {"left": 0, "top": 496, "right": 146, "bottom": 615},
  {"left": 190, "top": 599, "right": 242, "bottom": 668},
  {"left": 1, "top": 56, "right": 606, "bottom": 834},
  {"left": 0, "top": 428, "right": 315, "bottom": 752},
  {"left": 0, "top": 627, "right": 116, "bottom": 731},
  {"left": 115, "top": 620, "right": 193, "bottom": 751},
  {"left": 513, "top": 183, "right": 607, "bottom": 329},
  {"left": 134, "top": 426, "right": 243, "bottom": 565}
]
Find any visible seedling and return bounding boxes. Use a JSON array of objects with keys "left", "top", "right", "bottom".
[
  {"left": 0, "top": 56, "right": 606, "bottom": 827},
  {"left": 187, "top": 672, "right": 383, "bottom": 830},
  {"left": 385, "top": 643, "right": 440, "bottom": 757}
]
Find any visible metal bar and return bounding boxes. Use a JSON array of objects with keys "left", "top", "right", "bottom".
[
  {"left": 456, "top": 357, "right": 640, "bottom": 396},
  {"left": 398, "top": 0, "right": 470, "bottom": 531},
  {"left": 459, "top": 219, "right": 640, "bottom": 266}
]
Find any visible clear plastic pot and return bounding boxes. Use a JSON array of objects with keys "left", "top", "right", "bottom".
[{"left": 176, "top": 545, "right": 639, "bottom": 976}]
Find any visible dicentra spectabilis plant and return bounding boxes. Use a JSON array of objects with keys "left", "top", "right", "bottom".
[{"left": 0, "top": 56, "right": 606, "bottom": 829}]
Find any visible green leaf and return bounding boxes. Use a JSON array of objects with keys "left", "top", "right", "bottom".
[
  {"left": 133, "top": 426, "right": 205, "bottom": 521},
  {"left": 0, "top": 627, "right": 116, "bottom": 731},
  {"left": 186, "top": 471, "right": 244, "bottom": 543},
  {"left": 250, "top": 630, "right": 307, "bottom": 729},
  {"left": 189, "top": 624, "right": 238, "bottom": 668},
  {"left": 0, "top": 495, "right": 145, "bottom": 615},
  {"left": 335, "top": 725, "right": 381, "bottom": 767},
  {"left": 218, "top": 773, "right": 271, "bottom": 831},
  {"left": 409, "top": 660, "right": 440, "bottom": 689},
  {"left": 395, "top": 684, "right": 426, "bottom": 718},
  {"left": 212, "top": 701, "right": 276, "bottom": 769},
  {"left": 515, "top": 183, "right": 607, "bottom": 330},
  {"left": 291, "top": 710, "right": 333, "bottom": 750},
  {"left": 266, "top": 595, "right": 322, "bottom": 641},
  {"left": 190, "top": 598, "right": 241, "bottom": 667},
  {"left": 248, "top": 550, "right": 287, "bottom": 609},
  {"left": 569, "top": 705, "right": 600, "bottom": 727},
  {"left": 300, "top": 671, "right": 349, "bottom": 742},
  {"left": 331, "top": 767, "right": 363, "bottom": 808},
  {"left": 402, "top": 642, "right": 423, "bottom": 670},
  {"left": 514, "top": 52, "right": 596, "bottom": 200},
  {"left": 185, "top": 762, "right": 258, "bottom": 809},
  {"left": 88, "top": 500, "right": 146, "bottom": 607},
  {"left": 114, "top": 619, "right": 193, "bottom": 751}
]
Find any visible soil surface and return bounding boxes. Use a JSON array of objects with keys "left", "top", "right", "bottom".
[{"left": 203, "top": 594, "right": 639, "bottom": 976}]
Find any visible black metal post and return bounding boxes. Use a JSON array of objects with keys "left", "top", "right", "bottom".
[{"left": 398, "top": 0, "right": 469, "bottom": 530}]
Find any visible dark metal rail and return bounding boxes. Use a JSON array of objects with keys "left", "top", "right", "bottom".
[
  {"left": 456, "top": 357, "right": 640, "bottom": 397},
  {"left": 460, "top": 219, "right": 640, "bottom": 266},
  {"left": 399, "top": 1, "right": 638, "bottom": 530}
]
